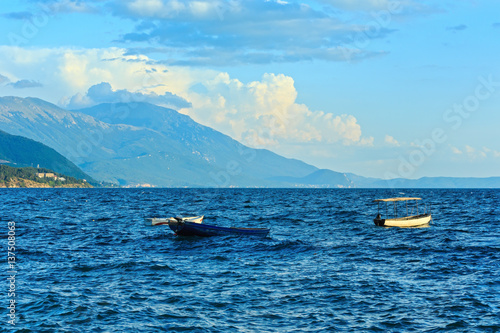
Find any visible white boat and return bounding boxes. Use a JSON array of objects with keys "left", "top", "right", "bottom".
[
  {"left": 144, "top": 215, "right": 204, "bottom": 226},
  {"left": 373, "top": 197, "right": 431, "bottom": 227}
]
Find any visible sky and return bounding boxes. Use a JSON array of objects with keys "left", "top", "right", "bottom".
[{"left": 0, "top": 0, "right": 499, "bottom": 179}]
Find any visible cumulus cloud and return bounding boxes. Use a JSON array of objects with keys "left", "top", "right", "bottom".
[
  {"left": 481, "top": 147, "right": 500, "bottom": 158},
  {"left": 464, "top": 145, "right": 475, "bottom": 154},
  {"left": 384, "top": 135, "right": 400, "bottom": 146},
  {"left": 185, "top": 72, "right": 369, "bottom": 147},
  {"left": 450, "top": 145, "right": 500, "bottom": 159},
  {"left": 9, "top": 79, "right": 43, "bottom": 89},
  {"left": 66, "top": 82, "right": 191, "bottom": 109},
  {"left": 359, "top": 136, "right": 375, "bottom": 146},
  {"left": 450, "top": 146, "right": 462, "bottom": 154}
]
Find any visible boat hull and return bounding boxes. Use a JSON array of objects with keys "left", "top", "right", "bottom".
[
  {"left": 374, "top": 214, "right": 431, "bottom": 228},
  {"left": 169, "top": 221, "right": 270, "bottom": 237}
]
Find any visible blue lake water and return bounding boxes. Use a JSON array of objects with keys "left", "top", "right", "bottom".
[{"left": 2, "top": 188, "right": 499, "bottom": 332}]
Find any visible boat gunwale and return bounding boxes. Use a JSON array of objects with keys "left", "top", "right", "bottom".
[
  {"left": 373, "top": 197, "right": 422, "bottom": 202},
  {"left": 375, "top": 214, "right": 432, "bottom": 227},
  {"left": 382, "top": 213, "right": 431, "bottom": 222}
]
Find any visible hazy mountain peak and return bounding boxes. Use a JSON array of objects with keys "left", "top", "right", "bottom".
[{"left": 74, "top": 101, "right": 193, "bottom": 130}]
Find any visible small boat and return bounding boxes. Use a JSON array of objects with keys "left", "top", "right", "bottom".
[
  {"left": 168, "top": 219, "right": 270, "bottom": 237},
  {"left": 373, "top": 197, "right": 431, "bottom": 227},
  {"left": 144, "top": 215, "right": 204, "bottom": 226}
]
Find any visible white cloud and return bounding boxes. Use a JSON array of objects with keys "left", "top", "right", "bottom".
[
  {"left": 184, "top": 72, "right": 368, "bottom": 148},
  {"left": 464, "top": 145, "right": 486, "bottom": 158},
  {"left": 384, "top": 135, "right": 400, "bottom": 146},
  {"left": 66, "top": 82, "right": 190, "bottom": 109},
  {"left": 481, "top": 147, "right": 500, "bottom": 158},
  {"left": 121, "top": 0, "right": 224, "bottom": 19},
  {"left": 450, "top": 146, "right": 462, "bottom": 154},
  {"left": 126, "top": 0, "right": 177, "bottom": 17},
  {"left": 451, "top": 145, "right": 500, "bottom": 159},
  {"left": 359, "top": 136, "right": 375, "bottom": 146},
  {"left": 464, "top": 145, "right": 475, "bottom": 154}
]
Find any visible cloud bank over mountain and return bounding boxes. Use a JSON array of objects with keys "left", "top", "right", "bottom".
[
  {"left": 0, "top": 46, "right": 370, "bottom": 152},
  {"left": 67, "top": 82, "right": 191, "bottom": 110}
]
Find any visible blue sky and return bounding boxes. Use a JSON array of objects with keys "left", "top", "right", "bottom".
[{"left": 0, "top": 0, "right": 499, "bottom": 178}]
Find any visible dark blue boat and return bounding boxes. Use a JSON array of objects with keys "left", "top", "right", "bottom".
[{"left": 168, "top": 220, "right": 270, "bottom": 237}]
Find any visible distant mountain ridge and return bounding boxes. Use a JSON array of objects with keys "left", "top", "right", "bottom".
[
  {"left": 270, "top": 169, "right": 354, "bottom": 188},
  {"left": 354, "top": 176, "right": 500, "bottom": 188},
  {"left": 76, "top": 102, "right": 319, "bottom": 186},
  {"left": 272, "top": 171, "right": 500, "bottom": 188}
]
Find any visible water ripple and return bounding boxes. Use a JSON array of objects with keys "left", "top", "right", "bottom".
[{"left": 1, "top": 188, "right": 499, "bottom": 332}]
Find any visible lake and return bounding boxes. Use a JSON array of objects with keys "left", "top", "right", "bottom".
[{"left": 2, "top": 188, "right": 499, "bottom": 332}]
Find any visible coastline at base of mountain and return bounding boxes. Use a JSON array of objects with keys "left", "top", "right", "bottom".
[
  {"left": 0, "top": 165, "right": 93, "bottom": 188},
  {"left": 0, "top": 178, "right": 93, "bottom": 188}
]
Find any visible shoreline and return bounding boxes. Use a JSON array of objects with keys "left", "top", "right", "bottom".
[{"left": 0, "top": 178, "right": 92, "bottom": 188}]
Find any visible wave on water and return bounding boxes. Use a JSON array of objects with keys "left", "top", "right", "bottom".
[{"left": 2, "top": 188, "right": 499, "bottom": 332}]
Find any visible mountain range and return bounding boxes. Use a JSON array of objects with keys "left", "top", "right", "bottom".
[
  {"left": 0, "top": 96, "right": 498, "bottom": 188},
  {"left": 0, "top": 97, "right": 319, "bottom": 187}
]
